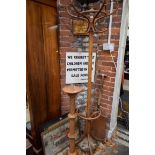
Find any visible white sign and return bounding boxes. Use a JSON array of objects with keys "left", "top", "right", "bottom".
[{"left": 66, "top": 52, "right": 96, "bottom": 84}]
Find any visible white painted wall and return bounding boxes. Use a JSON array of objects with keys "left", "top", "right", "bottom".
[{"left": 108, "top": 0, "right": 129, "bottom": 138}]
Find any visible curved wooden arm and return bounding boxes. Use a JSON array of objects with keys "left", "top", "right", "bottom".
[
  {"left": 94, "top": 0, "right": 106, "bottom": 19},
  {"left": 65, "top": 0, "right": 119, "bottom": 34},
  {"left": 71, "top": 4, "right": 89, "bottom": 21},
  {"left": 66, "top": 5, "right": 88, "bottom": 21},
  {"left": 66, "top": 4, "right": 90, "bottom": 33}
]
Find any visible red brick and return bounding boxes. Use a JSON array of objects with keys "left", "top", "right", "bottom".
[
  {"left": 118, "top": 9, "right": 123, "bottom": 15},
  {"left": 103, "top": 85, "right": 114, "bottom": 92},
  {"left": 107, "top": 71, "right": 116, "bottom": 77},
  {"left": 113, "top": 16, "right": 122, "bottom": 23},
  {"left": 100, "top": 98, "right": 112, "bottom": 105},
  {"left": 112, "top": 51, "right": 118, "bottom": 57},
  {"left": 60, "top": 52, "right": 66, "bottom": 59},
  {"left": 100, "top": 107, "right": 112, "bottom": 116},
  {"left": 103, "top": 90, "right": 114, "bottom": 96},
  {"left": 98, "top": 56, "right": 113, "bottom": 62},
  {"left": 108, "top": 96, "right": 113, "bottom": 102},
  {"left": 100, "top": 103, "right": 112, "bottom": 110},
  {"left": 102, "top": 66, "right": 112, "bottom": 71},
  {"left": 60, "top": 58, "right": 65, "bottom": 63},
  {"left": 59, "top": 0, "right": 71, "bottom": 5},
  {"left": 60, "top": 36, "right": 75, "bottom": 42},
  {"left": 96, "top": 60, "right": 103, "bottom": 66},
  {"left": 110, "top": 77, "right": 115, "bottom": 83},
  {"left": 111, "top": 40, "right": 120, "bottom": 46},
  {"left": 61, "top": 84, "right": 66, "bottom": 89},
  {"left": 112, "top": 22, "right": 121, "bottom": 28},
  {"left": 61, "top": 107, "right": 69, "bottom": 112},
  {"left": 59, "top": 41, "right": 71, "bottom": 47},
  {"left": 102, "top": 94, "right": 109, "bottom": 100},
  {"left": 61, "top": 99, "right": 70, "bottom": 104},
  {"left": 60, "top": 24, "right": 72, "bottom": 31},
  {"left": 60, "top": 70, "right": 66, "bottom": 75},
  {"left": 100, "top": 103, "right": 108, "bottom": 108},
  {"left": 100, "top": 52, "right": 112, "bottom": 57},
  {"left": 59, "top": 17, "right": 71, "bottom": 25},
  {"left": 104, "top": 77, "right": 111, "bottom": 82},
  {"left": 103, "top": 81, "right": 114, "bottom": 87},
  {"left": 95, "top": 84, "right": 102, "bottom": 89},
  {"left": 61, "top": 102, "right": 69, "bottom": 107},
  {"left": 61, "top": 93, "right": 69, "bottom": 97},
  {"left": 112, "top": 67, "right": 116, "bottom": 72},
  {"left": 61, "top": 97, "right": 69, "bottom": 102},
  {"left": 59, "top": 11, "right": 70, "bottom": 17},
  {"left": 59, "top": 30, "right": 72, "bottom": 36},
  {"left": 102, "top": 61, "right": 115, "bottom": 67},
  {"left": 114, "top": 45, "right": 119, "bottom": 51},
  {"left": 60, "top": 47, "right": 77, "bottom": 53},
  {"left": 61, "top": 74, "right": 66, "bottom": 79},
  {"left": 60, "top": 78, "right": 65, "bottom": 82},
  {"left": 60, "top": 84, "right": 66, "bottom": 89}
]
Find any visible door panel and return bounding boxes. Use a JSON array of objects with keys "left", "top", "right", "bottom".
[
  {"left": 26, "top": 0, "right": 61, "bottom": 149},
  {"left": 27, "top": 0, "right": 48, "bottom": 125},
  {"left": 41, "top": 4, "right": 61, "bottom": 119}
]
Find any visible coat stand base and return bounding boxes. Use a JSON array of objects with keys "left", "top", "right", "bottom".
[{"left": 63, "top": 85, "right": 83, "bottom": 155}]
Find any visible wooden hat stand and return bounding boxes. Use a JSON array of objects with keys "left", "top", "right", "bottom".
[{"left": 63, "top": 0, "right": 119, "bottom": 154}]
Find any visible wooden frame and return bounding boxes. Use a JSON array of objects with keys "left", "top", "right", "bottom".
[{"left": 32, "top": 0, "right": 57, "bottom": 7}]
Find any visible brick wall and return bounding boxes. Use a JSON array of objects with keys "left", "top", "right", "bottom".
[{"left": 57, "top": 0, "right": 123, "bottom": 121}]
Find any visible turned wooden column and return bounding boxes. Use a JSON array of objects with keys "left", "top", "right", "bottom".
[
  {"left": 63, "top": 85, "right": 82, "bottom": 155},
  {"left": 85, "top": 31, "right": 94, "bottom": 136}
]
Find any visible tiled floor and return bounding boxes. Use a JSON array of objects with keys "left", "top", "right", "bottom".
[
  {"left": 115, "top": 124, "right": 129, "bottom": 155},
  {"left": 112, "top": 143, "right": 129, "bottom": 155}
]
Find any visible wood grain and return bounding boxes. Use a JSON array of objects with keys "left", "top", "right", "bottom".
[
  {"left": 27, "top": 0, "right": 61, "bottom": 149},
  {"left": 41, "top": 4, "right": 61, "bottom": 120},
  {"left": 33, "top": 0, "right": 57, "bottom": 7}
]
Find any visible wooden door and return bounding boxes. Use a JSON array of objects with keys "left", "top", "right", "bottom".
[{"left": 26, "top": 0, "right": 60, "bottom": 149}]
